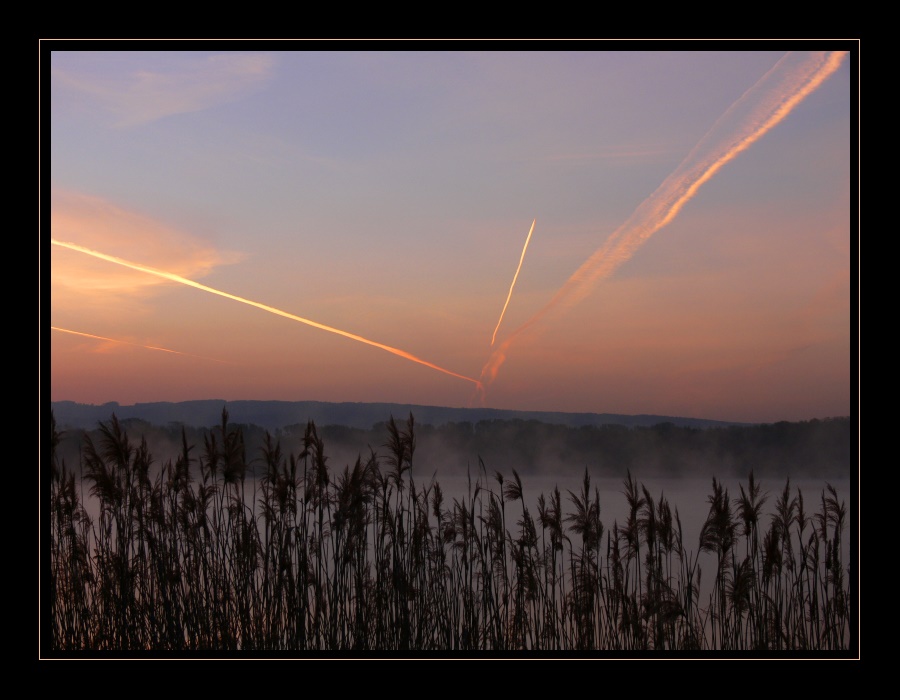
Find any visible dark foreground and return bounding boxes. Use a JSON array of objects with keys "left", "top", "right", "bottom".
[{"left": 48, "top": 410, "right": 852, "bottom": 653}]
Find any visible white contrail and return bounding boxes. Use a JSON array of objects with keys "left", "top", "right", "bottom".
[
  {"left": 491, "top": 219, "right": 536, "bottom": 347},
  {"left": 51, "top": 238, "right": 483, "bottom": 389},
  {"left": 479, "top": 51, "right": 848, "bottom": 390},
  {"left": 51, "top": 326, "right": 232, "bottom": 363}
]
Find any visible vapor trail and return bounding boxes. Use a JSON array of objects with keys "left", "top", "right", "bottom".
[
  {"left": 51, "top": 326, "right": 231, "bottom": 363},
  {"left": 479, "top": 50, "right": 848, "bottom": 389},
  {"left": 491, "top": 219, "right": 536, "bottom": 347},
  {"left": 51, "top": 239, "right": 483, "bottom": 389}
]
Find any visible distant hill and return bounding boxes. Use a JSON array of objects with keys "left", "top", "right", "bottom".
[{"left": 50, "top": 399, "right": 749, "bottom": 432}]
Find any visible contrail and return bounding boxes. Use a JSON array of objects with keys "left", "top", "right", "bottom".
[
  {"left": 51, "top": 326, "right": 232, "bottom": 363},
  {"left": 480, "top": 50, "right": 848, "bottom": 389},
  {"left": 491, "top": 219, "right": 536, "bottom": 347},
  {"left": 51, "top": 239, "right": 483, "bottom": 389}
]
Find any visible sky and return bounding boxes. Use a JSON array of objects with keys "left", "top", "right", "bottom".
[{"left": 46, "top": 45, "right": 856, "bottom": 424}]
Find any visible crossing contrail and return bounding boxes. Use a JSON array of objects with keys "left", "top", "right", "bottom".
[
  {"left": 51, "top": 238, "right": 483, "bottom": 389},
  {"left": 51, "top": 326, "right": 232, "bottom": 363},
  {"left": 479, "top": 50, "right": 848, "bottom": 390},
  {"left": 490, "top": 219, "right": 536, "bottom": 347}
]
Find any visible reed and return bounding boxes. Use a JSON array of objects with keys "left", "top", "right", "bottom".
[{"left": 48, "top": 409, "right": 853, "bottom": 652}]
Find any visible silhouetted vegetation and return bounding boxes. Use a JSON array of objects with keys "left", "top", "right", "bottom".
[
  {"left": 54, "top": 414, "right": 853, "bottom": 482},
  {"left": 48, "top": 409, "right": 853, "bottom": 652}
]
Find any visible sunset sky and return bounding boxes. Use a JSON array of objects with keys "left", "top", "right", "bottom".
[{"left": 47, "top": 46, "right": 855, "bottom": 424}]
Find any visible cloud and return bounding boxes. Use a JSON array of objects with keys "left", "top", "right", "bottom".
[
  {"left": 51, "top": 235, "right": 482, "bottom": 389},
  {"left": 53, "top": 53, "right": 276, "bottom": 127},
  {"left": 50, "top": 188, "right": 243, "bottom": 301},
  {"left": 479, "top": 51, "right": 848, "bottom": 391}
]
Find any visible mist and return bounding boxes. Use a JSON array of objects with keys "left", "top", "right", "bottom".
[{"left": 53, "top": 411, "right": 852, "bottom": 486}]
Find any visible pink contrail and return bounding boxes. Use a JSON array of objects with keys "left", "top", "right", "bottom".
[
  {"left": 491, "top": 219, "right": 536, "bottom": 347},
  {"left": 480, "top": 50, "right": 848, "bottom": 390},
  {"left": 51, "top": 239, "right": 482, "bottom": 389},
  {"left": 51, "top": 326, "right": 232, "bottom": 363}
]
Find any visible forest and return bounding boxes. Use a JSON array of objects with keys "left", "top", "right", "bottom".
[{"left": 54, "top": 412, "right": 852, "bottom": 480}]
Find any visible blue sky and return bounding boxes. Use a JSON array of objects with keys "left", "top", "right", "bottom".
[{"left": 48, "top": 45, "right": 854, "bottom": 423}]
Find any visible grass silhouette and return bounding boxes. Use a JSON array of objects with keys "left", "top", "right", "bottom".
[{"left": 48, "top": 409, "right": 852, "bottom": 652}]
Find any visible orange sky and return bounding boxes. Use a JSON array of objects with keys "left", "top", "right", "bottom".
[{"left": 47, "top": 47, "right": 855, "bottom": 423}]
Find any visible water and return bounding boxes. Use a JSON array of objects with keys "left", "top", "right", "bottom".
[
  {"left": 69, "top": 469, "right": 853, "bottom": 576},
  {"left": 431, "top": 474, "right": 852, "bottom": 551},
  {"left": 429, "top": 472, "right": 854, "bottom": 601},
  {"left": 55, "top": 466, "right": 854, "bottom": 649}
]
